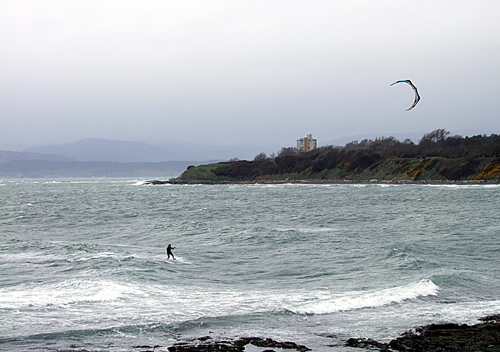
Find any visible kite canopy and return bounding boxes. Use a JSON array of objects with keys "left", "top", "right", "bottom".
[{"left": 390, "top": 79, "right": 420, "bottom": 111}]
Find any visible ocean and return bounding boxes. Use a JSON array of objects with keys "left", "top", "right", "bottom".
[{"left": 1, "top": 179, "right": 499, "bottom": 351}]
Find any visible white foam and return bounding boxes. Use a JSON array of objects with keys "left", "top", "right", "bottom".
[
  {"left": 275, "top": 227, "right": 338, "bottom": 234},
  {"left": 376, "top": 183, "right": 401, "bottom": 188},
  {"left": 0, "top": 251, "right": 66, "bottom": 263},
  {"left": 289, "top": 279, "right": 439, "bottom": 315},
  {"left": 0, "top": 279, "right": 146, "bottom": 309},
  {"left": 0, "top": 276, "right": 440, "bottom": 326},
  {"left": 424, "top": 184, "right": 500, "bottom": 189},
  {"left": 72, "top": 251, "right": 137, "bottom": 262},
  {"left": 132, "top": 180, "right": 147, "bottom": 186},
  {"left": 162, "top": 255, "right": 190, "bottom": 264}
]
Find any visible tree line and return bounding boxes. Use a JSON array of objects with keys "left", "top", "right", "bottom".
[{"left": 210, "top": 129, "right": 500, "bottom": 180}]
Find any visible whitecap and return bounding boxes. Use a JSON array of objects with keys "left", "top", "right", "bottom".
[
  {"left": 424, "top": 184, "right": 500, "bottom": 189},
  {"left": 0, "top": 279, "right": 148, "bottom": 310},
  {"left": 132, "top": 180, "right": 147, "bottom": 186},
  {"left": 274, "top": 227, "right": 338, "bottom": 234},
  {"left": 289, "top": 279, "right": 439, "bottom": 315}
]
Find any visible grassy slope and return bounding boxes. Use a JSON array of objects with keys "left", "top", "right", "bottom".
[{"left": 178, "top": 157, "right": 500, "bottom": 182}]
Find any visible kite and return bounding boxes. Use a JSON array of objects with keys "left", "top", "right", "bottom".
[{"left": 390, "top": 79, "right": 420, "bottom": 111}]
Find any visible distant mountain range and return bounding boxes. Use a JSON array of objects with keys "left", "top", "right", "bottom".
[
  {"left": 0, "top": 159, "right": 197, "bottom": 178},
  {"left": 24, "top": 139, "right": 172, "bottom": 163},
  {"left": 21, "top": 138, "right": 282, "bottom": 163},
  {"left": 0, "top": 151, "right": 75, "bottom": 163},
  {"left": 0, "top": 139, "right": 282, "bottom": 177},
  {"left": 0, "top": 148, "right": 199, "bottom": 178}
]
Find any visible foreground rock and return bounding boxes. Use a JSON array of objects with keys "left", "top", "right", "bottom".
[
  {"left": 164, "top": 337, "right": 310, "bottom": 352},
  {"left": 346, "top": 315, "right": 500, "bottom": 351},
  {"left": 132, "top": 316, "right": 500, "bottom": 352}
]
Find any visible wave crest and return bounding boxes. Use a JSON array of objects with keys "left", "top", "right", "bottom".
[{"left": 289, "top": 279, "right": 439, "bottom": 315}]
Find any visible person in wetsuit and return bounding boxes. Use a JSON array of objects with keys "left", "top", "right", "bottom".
[{"left": 167, "top": 244, "right": 176, "bottom": 260}]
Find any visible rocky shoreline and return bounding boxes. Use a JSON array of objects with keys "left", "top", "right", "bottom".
[
  {"left": 345, "top": 314, "right": 500, "bottom": 351},
  {"left": 144, "top": 178, "right": 499, "bottom": 185},
  {"left": 130, "top": 315, "right": 500, "bottom": 352}
]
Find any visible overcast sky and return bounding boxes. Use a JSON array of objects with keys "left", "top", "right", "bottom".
[{"left": 1, "top": 1, "right": 499, "bottom": 148}]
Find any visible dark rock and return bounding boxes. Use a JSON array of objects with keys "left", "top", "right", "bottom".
[
  {"left": 167, "top": 342, "right": 243, "bottom": 352},
  {"left": 238, "top": 337, "right": 310, "bottom": 351},
  {"left": 345, "top": 338, "right": 389, "bottom": 350},
  {"left": 133, "top": 345, "right": 161, "bottom": 351},
  {"left": 167, "top": 337, "right": 310, "bottom": 352},
  {"left": 143, "top": 180, "right": 171, "bottom": 185},
  {"left": 144, "top": 179, "right": 221, "bottom": 185},
  {"left": 389, "top": 322, "right": 500, "bottom": 351},
  {"left": 480, "top": 315, "right": 500, "bottom": 323},
  {"left": 346, "top": 316, "right": 500, "bottom": 351}
]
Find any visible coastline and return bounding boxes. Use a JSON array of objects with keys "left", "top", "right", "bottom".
[
  {"left": 160, "top": 152, "right": 500, "bottom": 185},
  {"left": 144, "top": 178, "right": 500, "bottom": 185}
]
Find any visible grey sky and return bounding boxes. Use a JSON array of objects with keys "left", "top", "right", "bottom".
[{"left": 1, "top": 1, "right": 499, "bottom": 148}]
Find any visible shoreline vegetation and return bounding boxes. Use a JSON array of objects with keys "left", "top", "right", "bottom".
[
  {"left": 146, "top": 129, "right": 500, "bottom": 185},
  {"left": 144, "top": 315, "right": 500, "bottom": 352}
]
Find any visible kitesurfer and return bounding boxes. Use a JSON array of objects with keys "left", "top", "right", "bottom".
[{"left": 167, "top": 244, "right": 176, "bottom": 260}]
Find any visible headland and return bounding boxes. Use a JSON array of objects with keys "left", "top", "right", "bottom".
[{"left": 146, "top": 131, "right": 500, "bottom": 185}]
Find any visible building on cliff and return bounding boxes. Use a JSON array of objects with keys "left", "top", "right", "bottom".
[{"left": 297, "top": 134, "right": 317, "bottom": 152}]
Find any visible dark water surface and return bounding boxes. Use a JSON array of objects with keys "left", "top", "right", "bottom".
[{"left": 1, "top": 179, "right": 499, "bottom": 351}]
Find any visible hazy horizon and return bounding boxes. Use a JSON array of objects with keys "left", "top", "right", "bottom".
[
  {"left": 0, "top": 128, "right": 497, "bottom": 154},
  {"left": 2, "top": 1, "right": 499, "bottom": 148}
]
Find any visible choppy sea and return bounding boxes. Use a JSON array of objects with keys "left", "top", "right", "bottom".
[{"left": 1, "top": 178, "right": 499, "bottom": 351}]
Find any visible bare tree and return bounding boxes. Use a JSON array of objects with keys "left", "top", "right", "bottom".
[
  {"left": 420, "top": 129, "right": 450, "bottom": 144},
  {"left": 253, "top": 152, "right": 267, "bottom": 161},
  {"left": 278, "top": 147, "right": 297, "bottom": 156}
]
